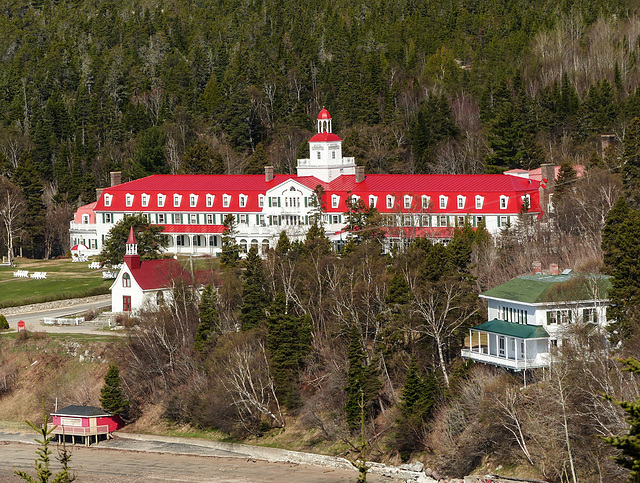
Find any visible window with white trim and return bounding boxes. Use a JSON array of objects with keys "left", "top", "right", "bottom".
[
  {"left": 104, "top": 194, "right": 112, "bottom": 207},
  {"left": 386, "top": 195, "right": 394, "bottom": 209},
  {"left": 239, "top": 194, "right": 247, "bottom": 208},
  {"left": 223, "top": 194, "right": 231, "bottom": 208},
  {"left": 369, "top": 195, "right": 377, "bottom": 208},
  {"left": 239, "top": 214, "right": 248, "bottom": 224},
  {"left": 157, "top": 213, "right": 165, "bottom": 224},
  {"left": 439, "top": 195, "right": 448, "bottom": 209},
  {"left": 457, "top": 195, "right": 465, "bottom": 209},
  {"left": 521, "top": 194, "right": 530, "bottom": 208},
  {"left": 190, "top": 214, "right": 197, "bottom": 224},
  {"left": 174, "top": 194, "right": 182, "bottom": 207},
  {"left": 206, "top": 214, "right": 214, "bottom": 224},
  {"left": 331, "top": 195, "right": 340, "bottom": 209},
  {"left": 82, "top": 214, "right": 90, "bottom": 224},
  {"left": 126, "top": 194, "right": 134, "bottom": 207},
  {"left": 141, "top": 194, "right": 149, "bottom": 207},
  {"left": 404, "top": 195, "right": 412, "bottom": 209},
  {"left": 157, "top": 194, "right": 165, "bottom": 207},
  {"left": 105, "top": 213, "right": 112, "bottom": 223},
  {"left": 475, "top": 195, "right": 484, "bottom": 209},
  {"left": 421, "top": 195, "right": 430, "bottom": 210},
  {"left": 190, "top": 194, "right": 198, "bottom": 207},
  {"left": 500, "top": 195, "right": 508, "bottom": 209},
  {"left": 259, "top": 195, "right": 265, "bottom": 208},
  {"left": 206, "top": 194, "right": 214, "bottom": 207}
]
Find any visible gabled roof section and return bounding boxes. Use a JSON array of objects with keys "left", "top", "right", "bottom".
[
  {"left": 480, "top": 273, "right": 611, "bottom": 304},
  {"left": 52, "top": 405, "right": 111, "bottom": 417},
  {"left": 471, "top": 319, "right": 550, "bottom": 339},
  {"left": 129, "top": 258, "right": 190, "bottom": 290}
]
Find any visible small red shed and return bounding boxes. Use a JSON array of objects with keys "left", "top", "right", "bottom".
[{"left": 50, "top": 405, "right": 124, "bottom": 446}]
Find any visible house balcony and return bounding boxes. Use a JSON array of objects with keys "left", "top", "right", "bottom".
[
  {"left": 69, "top": 222, "right": 97, "bottom": 234},
  {"left": 461, "top": 348, "right": 549, "bottom": 370}
]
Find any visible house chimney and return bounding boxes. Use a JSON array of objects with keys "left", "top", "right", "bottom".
[
  {"left": 265, "top": 165, "right": 274, "bottom": 182},
  {"left": 549, "top": 263, "right": 559, "bottom": 276},
  {"left": 601, "top": 134, "right": 616, "bottom": 157},
  {"left": 110, "top": 171, "right": 121, "bottom": 187},
  {"left": 532, "top": 261, "right": 542, "bottom": 275},
  {"left": 355, "top": 165, "right": 365, "bottom": 183},
  {"left": 96, "top": 188, "right": 104, "bottom": 201}
]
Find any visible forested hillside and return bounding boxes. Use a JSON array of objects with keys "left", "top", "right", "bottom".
[{"left": 0, "top": 0, "right": 638, "bottom": 257}]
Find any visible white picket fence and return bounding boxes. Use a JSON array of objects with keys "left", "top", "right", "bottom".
[
  {"left": 13, "top": 270, "right": 29, "bottom": 278},
  {"left": 30, "top": 272, "right": 47, "bottom": 279},
  {"left": 42, "top": 317, "right": 85, "bottom": 326}
]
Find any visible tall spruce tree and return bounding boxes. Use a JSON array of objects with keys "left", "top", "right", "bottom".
[
  {"left": 344, "top": 326, "right": 381, "bottom": 432},
  {"left": 220, "top": 214, "right": 240, "bottom": 267},
  {"left": 194, "top": 285, "right": 219, "bottom": 352},
  {"left": 266, "top": 291, "right": 311, "bottom": 409},
  {"left": 603, "top": 358, "right": 640, "bottom": 481},
  {"left": 100, "top": 364, "right": 128, "bottom": 416},
  {"left": 239, "top": 246, "right": 268, "bottom": 330},
  {"left": 624, "top": 117, "right": 640, "bottom": 208}
]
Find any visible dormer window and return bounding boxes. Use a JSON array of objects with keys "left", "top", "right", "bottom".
[
  {"left": 475, "top": 195, "right": 484, "bottom": 209},
  {"left": 351, "top": 194, "right": 360, "bottom": 205},
  {"left": 82, "top": 214, "right": 90, "bottom": 224},
  {"left": 500, "top": 195, "right": 508, "bottom": 209},
  {"left": 259, "top": 195, "right": 265, "bottom": 208},
  {"left": 126, "top": 194, "right": 134, "bottom": 207},
  {"left": 331, "top": 194, "right": 340, "bottom": 209},
  {"left": 404, "top": 195, "right": 412, "bottom": 210},
  {"left": 190, "top": 194, "right": 198, "bottom": 207},
  {"left": 439, "top": 195, "right": 448, "bottom": 209},
  {"left": 158, "top": 194, "right": 166, "bottom": 207},
  {"left": 521, "top": 194, "right": 531, "bottom": 208},
  {"left": 421, "top": 195, "right": 430, "bottom": 210},
  {"left": 141, "top": 194, "right": 150, "bottom": 207},
  {"left": 457, "top": 195, "right": 466, "bottom": 210},
  {"left": 386, "top": 195, "right": 395, "bottom": 209},
  {"left": 239, "top": 194, "right": 247, "bottom": 208},
  {"left": 206, "top": 194, "right": 214, "bottom": 207},
  {"left": 174, "top": 194, "right": 182, "bottom": 207},
  {"left": 223, "top": 194, "right": 231, "bottom": 208},
  {"left": 369, "top": 195, "right": 377, "bottom": 208},
  {"left": 104, "top": 194, "right": 112, "bottom": 207}
]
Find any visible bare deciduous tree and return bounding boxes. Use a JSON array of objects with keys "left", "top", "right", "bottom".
[{"left": 0, "top": 177, "right": 25, "bottom": 265}]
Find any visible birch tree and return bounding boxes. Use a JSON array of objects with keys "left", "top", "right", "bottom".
[{"left": 0, "top": 177, "right": 25, "bottom": 265}]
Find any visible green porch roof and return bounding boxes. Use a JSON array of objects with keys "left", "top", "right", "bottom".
[
  {"left": 480, "top": 273, "right": 611, "bottom": 304},
  {"left": 471, "top": 319, "right": 550, "bottom": 339}
]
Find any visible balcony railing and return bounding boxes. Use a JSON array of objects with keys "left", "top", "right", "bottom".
[
  {"left": 461, "top": 349, "right": 550, "bottom": 369},
  {"left": 48, "top": 424, "right": 111, "bottom": 436}
]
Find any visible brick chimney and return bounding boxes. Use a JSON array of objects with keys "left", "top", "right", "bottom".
[
  {"left": 355, "top": 165, "right": 365, "bottom": 183},
  {"left": 531, "top": 261, "right": 542, "bottom": 275},
  {"left": 96, "top": 188, "right": 104, "bottom": 201},
  {"left": 265, "top": 165, "right": 274, "bottom": 182},
  {"left": 601, "top": 134, "right": 615, "bottom": 157},
  {"left": 549, "top": 263, "right": 559, "bottom": 276},
  {"left": 110, "top": 171, "right": 121, "bottom": 187}
]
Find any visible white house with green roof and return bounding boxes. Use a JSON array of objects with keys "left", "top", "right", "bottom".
[{"left": 461, "top": 271, "right": 611, "bottom": 370}]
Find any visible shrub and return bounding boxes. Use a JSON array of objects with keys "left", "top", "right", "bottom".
[{"left": 0, "top": 315, "right": 8, "bottom": 330}]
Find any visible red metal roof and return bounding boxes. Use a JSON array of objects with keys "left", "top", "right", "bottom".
[
  {"left": 128, "top": 258, "right": 191, "bottom": 290},
  {"left": 94, "top": 173, "right": 542, "bottom": 215},
  {"left": 309, "top": 132, "right": 342, "bottom": 142},
  {"left": 318, "top": 108, "right": 332, "bottom": 119}
]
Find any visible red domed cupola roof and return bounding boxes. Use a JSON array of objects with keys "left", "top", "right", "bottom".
[{"left": 318, "top": 108, "right": 332, "bottom": 120}]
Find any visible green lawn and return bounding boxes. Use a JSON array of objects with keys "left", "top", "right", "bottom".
[{"left": 0, "top": 257, "right": 111, "bottom": 308}]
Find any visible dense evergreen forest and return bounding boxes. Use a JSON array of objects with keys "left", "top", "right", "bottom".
[
  {"left": 4, "top": 1, "right": 640, "bottom": 480},
  {"left": 1, "top": 0, "right": 640, "bottom": 257}
]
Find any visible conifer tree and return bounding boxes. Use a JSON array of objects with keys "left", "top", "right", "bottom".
[
  {"left": 100, "top": 364, "right": 128, "bottom": 416},
  {"left": 239, "top": 246, "right": 268, "bottom": 330},
  {"left": 624, "top": 117, "right": 640, "bottom": 208},
  {"left": 194, "top": 285, "right": 219, "bottom": 352},
  {"left": 182, "top": 140, "right": 224, "bottom": 174},
  {"left": 275, "top": 230, "right": 290, "bottom": 256},
  {"left": 266, "top": 291, "right": 311, "bottom": 409},
  {"left": 554, "top": 162, "right": 577, "bottom": 199},
  {"left": 603, "top": 358, "right": 640, "bottom": 481},
  {"left": 386, "top": 272, "right": 410, "bottom": 306},
  {"left": 244, "top": 143, "right": 269, "bottom": 174},
  {"left": 304, "top": 220, "right": 331, "bottom": 255},
  {"left": 220, "top": 214, "right": 240, "bottom": 267},
  {"left": 344, "top": 326, "right": 380, "bottom": 432}
]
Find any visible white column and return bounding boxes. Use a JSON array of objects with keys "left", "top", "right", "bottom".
[{"left": 189, "top": 235, "right": 195, "bottom": 254}]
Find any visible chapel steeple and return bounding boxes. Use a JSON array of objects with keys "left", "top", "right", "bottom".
[{"left": 124, "top": 226, "right": 141, "bottom": 269}]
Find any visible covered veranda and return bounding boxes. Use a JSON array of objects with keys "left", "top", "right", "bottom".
[{"left": 461, "top": 319, "right": 550, "bottom": 370}]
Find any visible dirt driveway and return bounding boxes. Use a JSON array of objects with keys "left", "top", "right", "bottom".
[{"left": 0, "top": 441, "right": 377, "bottom": 482}]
